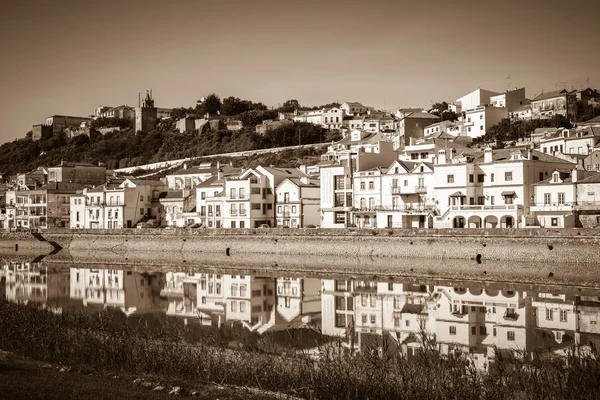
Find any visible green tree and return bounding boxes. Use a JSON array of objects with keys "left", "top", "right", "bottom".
[{"left": 196, "top": 93, "right": 222, "bottom": 117}]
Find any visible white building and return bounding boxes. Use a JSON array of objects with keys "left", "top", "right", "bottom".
[
  {"left": 433, "top": 147, "right": 575, "bottom": 228},
  {"left": 72, "top": 178, "right": 166, "bottom": 229},
  {"left": 275, "top": 176, "right": 320, "bottom": 228}
]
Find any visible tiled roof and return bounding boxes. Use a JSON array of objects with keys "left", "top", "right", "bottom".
[
  {"left": 532, "top": 90, "right": 568, "bottom": 102},
  {"left": 513, "top": 104, "right": 532, "bottom": 112},
  {"left": 405, "top": 112, "right": 440, "bottom": 120},
  {"left": 578, "top": 173, "right": 600, "bottom": 184},
  {"left": 159, "top": 190, "right": 184, "bottom": 200},
  {"left": 580, "top": 115, "right": 600, "bottom": 125}
]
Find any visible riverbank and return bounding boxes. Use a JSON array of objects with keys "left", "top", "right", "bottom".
[
  {"left": 2, "top": 227, "right": 600, "bottom": 265},
  {"left": 1, "top": 301, "right": 599, "bottom": 400}
]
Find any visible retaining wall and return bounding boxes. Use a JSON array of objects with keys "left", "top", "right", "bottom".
[{"left": 1, "top": 228, "right": 596, "bottom": 265}]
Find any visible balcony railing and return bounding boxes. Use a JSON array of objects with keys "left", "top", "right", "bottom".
[
  {"left": 226, "top": 194, "right": 250, "bottom": 200},
  {"left": 239, "top": 210, "right": 247, "bottom": 216},
  {"left": 391, "top": 186, "right": 427, "bottom": 195},
  {"left": 448, "top": 204, "right": 520, "bottom": 212}
]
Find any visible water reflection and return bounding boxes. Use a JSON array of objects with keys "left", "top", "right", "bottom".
[{"left": 2, "top": 258, "right": 600, "bottom": 368}]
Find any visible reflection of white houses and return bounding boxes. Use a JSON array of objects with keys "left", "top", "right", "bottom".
[
  {"left": 276, "top": 278, "right": 321, "bottom": 327},
  {"left": 195, "top": 274, "right": 277, "bottom": 333},
  {"left": 160, "top": 272, "right": 207, "bottom": 323},
  {"left": 71, "top": 268, "right": 163, "bottom": 316},
  {"left": 433, "top": 147, "right": 575, "bottom": 228},
  {"left": 3, "top": 262, "right": 70, "bottom": 306}
]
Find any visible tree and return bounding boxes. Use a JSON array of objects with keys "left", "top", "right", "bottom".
[
  {"left": 280, "top": 99, "right": 301, "bottom": 113},
  {"left": 550, "top": 114, "right": 572, "bottom": 129},
  {"left": 221, "top": 97, "right": 250, "bottom": 116},
  {"left": 197, "top": 93, "right": 222, "bottom": 117}
]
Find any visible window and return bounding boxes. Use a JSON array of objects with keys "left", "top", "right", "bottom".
[
  {"left": 140, "top": 208, "right": 144, "bottom": 215},
  {"left": 507, "top": 331, "right": 515, "bottom": 341},
  {"left": 480, "top": 326, "right": 487, "bottom": 335},
  {"left": 469, "top": 174, "right": 474, "bottom": 183},
  {"left": 478, "top": 174, "right": 484, "bottom": 183},
  {"left": 471, "top": 326, "right": 476, "bottom": 335},
  {"left": 334, "top": 212, "right": 345, "bottom": 224},
  {"left": 231, "top": 302, "right": 237, "bottom": 311},
  {"left": 551, "top": 217, "right": 559, "bottom": 227},
  {"left": 449, "top": 326, "right": 457, "bottom": 335},
  {"left": 240, "top": 302, "right": 246, "bottom": 312},
  {"left": 544, "top": 193, "right": 551, "bottom": 205},
  {"left": 558, "top": 193, "right": 565, "bottom": 205},
  {"left": 140, "top": 195, "right": 143, "bottom": 202},
  {"left": 505, "top": 172, "right": 513, "bottom": 181},
  {"left": 447, "top": 174, "right": 454, "bottom": 183},
  {"left": 491, "top": 173, "right": 494, "bottom": 182},
  {"left": 546, "top": 308, "right": 554, "bottom": 321},
  {"left": 370, "top": 296, "right": 376, "bottom": 307},
  {"left": 361, "top": 296, "right": 367, "bottom": 307},
  {"left": 360, "top": 182, "right": 365, "bottom": 190},
  {"left": 560, "top": 310, "right": 568, "bottom": 322},
  {"left": 370, "top": 314, "right": 376, "bottom": 324},
  {"left": 362, "top": 314, "right": 367, "bottom": 324},
  {"left": 369, "top": 181, "right": 374, "bottom": 190},
  {"left": 334, "top": 175, "right": 344, "bottom": 190}
]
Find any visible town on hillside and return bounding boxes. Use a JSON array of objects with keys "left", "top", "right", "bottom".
[{"left": 2, "top": 86, "right": 600, "bottom": 231}]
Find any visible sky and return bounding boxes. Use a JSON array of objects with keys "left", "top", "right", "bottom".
[{"left": 0, "top": 0, "right": 599, "bottom": 144}]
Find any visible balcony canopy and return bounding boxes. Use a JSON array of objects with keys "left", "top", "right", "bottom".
[
  {"left": 501, "top": 191, "right": 516, "bottom": 197},
  {"left": 449, "top": 191, "right": 466, "bottom": 197}
]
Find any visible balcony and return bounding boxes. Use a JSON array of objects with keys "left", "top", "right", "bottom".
[
  {"left": 226, "top": 194, "right": 250, "bottom": 200},
  {"left": 86, "top": 201, "right": 106, "bottom": 207},
  {"left": 391, "top": 186, "right": 427, "bottom": 195},
  {"left": 530, "top": 202, "right": 575, "bottom": 212},
  {"left": 503, "top": 310, "right": 519, "bottom": 321},
  {"left": 448, "top": 204, "right": 519, "bottom": 212}
]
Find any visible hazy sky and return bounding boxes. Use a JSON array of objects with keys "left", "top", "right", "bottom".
[{"left": 1, "top": 0, "right": 598, "bottom": 143}]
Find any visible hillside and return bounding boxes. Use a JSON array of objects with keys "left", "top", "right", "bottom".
[{"left": 0, "top": 111, "right": 335, "bottom": 177}]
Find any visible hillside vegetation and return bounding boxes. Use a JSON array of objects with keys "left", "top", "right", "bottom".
[{"left": 0, "top": 110, "right": 334, "bottom": 176}]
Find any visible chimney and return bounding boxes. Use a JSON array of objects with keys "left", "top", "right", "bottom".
[
  {"left": 183, "top": 163, "right": 188, "bottom": 170},
  {"left": 484, "top": 147, "right": 493, "bottom": 163},
  {"left": 527, "top": 145, "right": 532, "bottom": 160},
  {"left": 437, "top": 149, "right": 446, "bottom": 165},
  {"left": 217, "top": 168, "right": 223, "bottom": 180},
  {"left": 216, "top": 161, "right": 221, "bottom": 169},
  {"left": 572, "top": 168, "right": 583, "bottom": 183}
]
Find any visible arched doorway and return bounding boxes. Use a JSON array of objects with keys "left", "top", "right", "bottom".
[
  {"left": 467, "top": 216, "right": 482, "bottom": 228},
  {"left": 501, "top": 215, "right": 514, "bottom": 228},
  {"left": 453, "top": 216, "right": 465, "bottom": 228},
  {"left": 484, "top": 216, "right": 498, "bottom": 228}
]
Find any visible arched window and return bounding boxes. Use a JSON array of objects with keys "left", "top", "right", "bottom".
[
  {"left": 369, "top": 197, "right": 375, "bottom": 209},
  {"left": 360, "top": 198, "right": 366, "bottom": 209}
]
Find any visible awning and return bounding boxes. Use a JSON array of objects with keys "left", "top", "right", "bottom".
[
  {"left": 449, "top": 191, "right": 466, "bottom": 197},
  {"left": 501, "top": 191, "right": 516, "bottom": 197}
]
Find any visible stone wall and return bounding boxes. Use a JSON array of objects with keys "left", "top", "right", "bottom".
[{"left": 18, "top": 228, "right": 599, "bottom": 265}]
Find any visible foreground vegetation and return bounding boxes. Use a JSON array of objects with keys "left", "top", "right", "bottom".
[{"left": 1, "top": 302, "right": 599, "bottom": 399}]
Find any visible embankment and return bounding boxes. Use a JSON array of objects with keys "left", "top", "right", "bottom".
[{"left": 2, "top": 228, "right": 600, "bottom": 265}]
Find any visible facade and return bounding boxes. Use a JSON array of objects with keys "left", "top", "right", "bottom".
[
  {"left": 424, "top": 120, "right": 464, "bottom": 137},
  {"left": 275, "top": 177, "right": 321, "bottom": 228},
  {"left": 433, "top": 147, "right": 575, "bottom": 229},
  {"left": 340, "top": 102, "right": 369, "bottom": 116},
  {"left": 44, "top": 115, "right": 93, "bottom": 134},
  {"left": 531, "top": 90, "right": 577, "bottom": 120},
  {"left": 510, "top": 104, "right": 533, "bottom": 120},
  {"left": 72, "top": 179, "right": 166, "bottom": 229},
  {"left": 294, "top": 107, "right": 345, "bottom": 130},
  {"left": 8, "top": 182, "right": 86, "bottom": 229},
  {"left": 394, "top": 111, "right": 440, "bottom": 148},
  {"left": 98, "top": 105, "right": 135, "bottom": 121},
  {"left": 539, "top": 128, "right": 600, "bottom": 156},
  {"left": 463, "top": 106, "right": 508, "bottom": 139},
  {"left": 47, "top": 162, "right": 107, "bottom": 185},
  {"left": 175, "top": 117, "right": 196, "bottom": 133},
  {"left": 531, "top": 170, "right": 600, "bottom": 228},
  {"left": 166, "top": 162, "right": 220, "bottom": 190},
  {"left": 490, "top": 88, "right": 529, "bottom": 112},
  {"left": 456, "top": 88, "right": 501, "bottom": 112},
  {"left": 159, "top": 190, "right": 196, "bottom": 227}
]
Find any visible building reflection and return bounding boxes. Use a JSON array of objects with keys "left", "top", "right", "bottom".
[
  {"left": 322, "top": 278, "right": 600, "bottom": 367},
  {"left": 2, "top": 259, "right": 600, "bottom": 366}
]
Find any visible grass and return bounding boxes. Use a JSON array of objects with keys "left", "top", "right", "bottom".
[{"left": 1, "top": 301, "right": 600, "bottom": 399}]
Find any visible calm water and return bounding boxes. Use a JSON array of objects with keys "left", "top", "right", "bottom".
[{"left": 2, "top": 256, "right": 600, "bottom": 367}]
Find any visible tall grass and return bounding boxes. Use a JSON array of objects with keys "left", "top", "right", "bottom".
[{"left": 1, "top": 301, "right": 599, "bottom": 399}]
